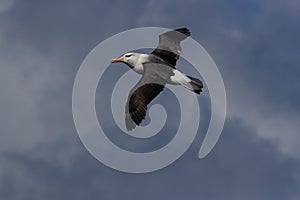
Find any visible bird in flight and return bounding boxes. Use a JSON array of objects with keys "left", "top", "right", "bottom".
[{"left": 110, "top": 28, "right": 203, "bottom": 131}]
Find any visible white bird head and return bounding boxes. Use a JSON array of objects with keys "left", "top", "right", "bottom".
[{"left": 111, "top": 52, "right": 140, "bottom": 67}]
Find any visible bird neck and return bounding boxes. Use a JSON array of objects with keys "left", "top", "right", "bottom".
[{"left": 136, "top": 53, "right": 149, "bottom": 64}]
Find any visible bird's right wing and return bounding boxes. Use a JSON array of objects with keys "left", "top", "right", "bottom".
[
  {"left": 125, "top": 63, "right": 174, "bottom": 131},
  {"left": 151, "top": 28, "right": 190, "bottom": 67}
]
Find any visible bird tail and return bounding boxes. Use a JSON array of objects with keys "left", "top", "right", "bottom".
[
  {"left": 170, "top": 70, "right": 203, "bottom": 94},
  {"left": 185, "top": 75, "right": 203, "bottom": 94}
]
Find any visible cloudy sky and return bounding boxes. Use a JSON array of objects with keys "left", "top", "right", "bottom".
[{"left": 1, "top": 0, "right": 300, "bottom": 199}]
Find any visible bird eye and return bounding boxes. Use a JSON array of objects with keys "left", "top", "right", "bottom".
[{"left": 125, "top": 54, "right": 132, "bottom": 58}]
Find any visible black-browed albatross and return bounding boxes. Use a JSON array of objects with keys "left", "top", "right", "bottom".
[{"left": 111, "top": 28, "right": 203, "bottom": 131}]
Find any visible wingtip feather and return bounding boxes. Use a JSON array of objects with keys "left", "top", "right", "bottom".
[{"left": 175, "top": 28, "right": 191, "bottom": 36}]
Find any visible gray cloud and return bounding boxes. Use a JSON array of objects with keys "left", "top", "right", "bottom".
[{"left": 1, "top": 0, "right": 300, "bottom": 199}]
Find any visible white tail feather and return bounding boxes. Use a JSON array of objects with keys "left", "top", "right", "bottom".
[{"left": 170, "top": 70, "right": 203, "bottom": 94}]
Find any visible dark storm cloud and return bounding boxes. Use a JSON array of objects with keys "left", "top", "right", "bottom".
[{"left": 1, "top": 0, "right": 300, "bottom": 200}]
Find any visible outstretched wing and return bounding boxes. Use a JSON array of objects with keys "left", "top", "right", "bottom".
[
  {"left": 125, "top": 63, "right": 174, "bottom": 131},
  {"left": 151, "top": 28, "right": 190, "bottom": 67}
]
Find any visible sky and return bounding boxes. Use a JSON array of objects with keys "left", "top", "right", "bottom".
[{"left": 0, "top": 0, "right": 300, "bottom": 199}]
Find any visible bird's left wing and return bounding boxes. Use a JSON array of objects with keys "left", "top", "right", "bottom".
[
  {"left": 151, "top": 28, "right": 190, "bottom": 67},
  {"left": 125, "top": 63, "right": 174, "bottom": 131}
]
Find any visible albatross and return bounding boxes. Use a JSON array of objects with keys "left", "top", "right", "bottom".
[{"left": 110, "top": 28, "right": 203, "bottom": 131}]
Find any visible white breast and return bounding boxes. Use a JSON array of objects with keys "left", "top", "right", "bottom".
[{"left": 132, "top": 64, "right": 144, "bottom": 74}]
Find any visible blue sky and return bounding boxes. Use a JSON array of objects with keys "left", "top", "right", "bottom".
[{"left": 1, "top": 0, "right": 300, "bottom": 199}]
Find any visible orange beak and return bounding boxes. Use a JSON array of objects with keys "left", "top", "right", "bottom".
[{"left": 110, "top": 56, "right": 124, "bottom": 63}]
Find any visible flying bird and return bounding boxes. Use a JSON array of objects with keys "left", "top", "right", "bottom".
[{"left": 110, "top": 28, "right": 203, "bottom": 131}]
